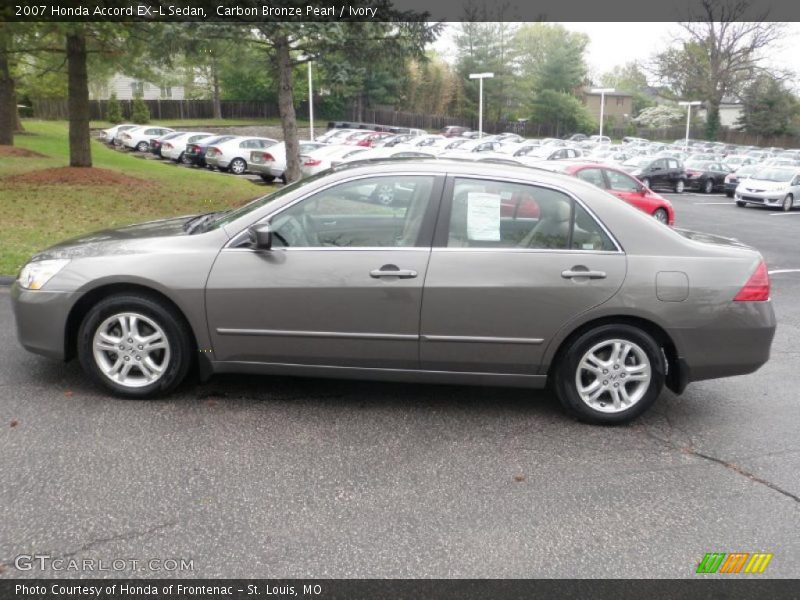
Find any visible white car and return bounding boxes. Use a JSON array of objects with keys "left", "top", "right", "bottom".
[
  {"left": 317, "top": 129, "right": 361, "bottom": 144},
  {"left": 515, "top": 145, "right": 584, "bottom": 160},
  {"left": 333, "top": 146, "right": 438, "bottom": 166},
  {"left": 735, "top": 167, "right": 800, "bottom": 211},
  {"left": 120, "top": 126, "right": 174, "bottom": 152},
  {"left": 100, "top": 124, "right": 137, "bottom": 146},
  {"left": 160, "top": 132, "right": 214, "bottom": 162},
  {"left": 205, "top": 137, "right": 278, "bottom": 174},
  {"left": 248, "top": 141, "right": 325, "bottom": 182},
  {"left": 299, "top": 145, "right": 368, "bottom": 178}
]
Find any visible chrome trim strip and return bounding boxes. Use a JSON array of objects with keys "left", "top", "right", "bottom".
[
  {"left": 216, "top": 328, "right": 419, "bottom": 341},
  {"left": 220, "top": 246, "right": 430, "bottom": 253},
  {"left": 422, "top": 335, "right": 544, "bottom": 345},
  {"left": 430, "top": 248, "right": 622, "bottom": 255}
]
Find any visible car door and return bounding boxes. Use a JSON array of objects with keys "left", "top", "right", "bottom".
[
  {"left": 419, "top": 176, "right": 626, "bottom": 375},
  {"left": 649, "top": 159, "right": 667, "bottom": 186},
  {"left": 205, "top": 173, "right": 443, "bottom": 369},
  {"left": 601, "top": 168, "right": 647, "bottom": 209}
]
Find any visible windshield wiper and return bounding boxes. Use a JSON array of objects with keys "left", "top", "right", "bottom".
[{"left": 184, "top": 211, "right": 227, "bottom": 234}]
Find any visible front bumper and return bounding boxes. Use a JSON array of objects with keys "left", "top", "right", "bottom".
[
  {"left": 10, "top": 283, "right": 75, "bottom": 360},
  {"left": 734, "top": 191, "right": 784, "bottom": 207}
]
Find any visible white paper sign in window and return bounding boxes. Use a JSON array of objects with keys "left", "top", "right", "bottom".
[{"left": 467, "top": 192, "right": 501, "bottom": 241}]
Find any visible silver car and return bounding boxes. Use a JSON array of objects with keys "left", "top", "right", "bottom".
[
  {"left": 11, "top": 161, "right": 776, "bottom": 424},
  {"left": 735, "top": 167, "right": 800, "bottom": 211}
]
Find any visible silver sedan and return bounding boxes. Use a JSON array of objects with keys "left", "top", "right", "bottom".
[{"left": 11, "top": 161, "right": 775, "bottom": 424}]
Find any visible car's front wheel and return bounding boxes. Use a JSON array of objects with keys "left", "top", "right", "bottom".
[
  {"left": 554, "top": 324, "right": 665, "bottom": 424},
  {"left": 77, "top": 294, "right": 193, "bottom": 398},
  {"left": 782, "top": 194, "right": 794, "bottom": 212},
  {"left": 641, "top": 178, "right": 651, "bottom": 189},
  {"left": 736, "top": 200, "right": 746, "bottom": 207},
  {"left": 652, "top": 208, "right": 669, "bottom": 224}
]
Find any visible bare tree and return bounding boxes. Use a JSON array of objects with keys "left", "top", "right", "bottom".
[{"left": 652, "top": 0, "right": 785, "bottom": 138}]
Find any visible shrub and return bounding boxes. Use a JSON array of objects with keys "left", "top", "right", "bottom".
[
  {"left": 131, "top": 95, "right": 150, "bottom": 124},
  {"left": 106, "top": 93, "right": 123, "bottom": 124}
]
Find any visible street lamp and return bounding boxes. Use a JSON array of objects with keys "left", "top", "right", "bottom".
[
  {"left": 678, "top": 101, "right": 702, "bottom": 151},
  {"left": 469, "top": 72, "right": 494, "bottom": 138},
  {"left": 299, "top": 54, "right": 315, "bottom": 141},
  {"left": 591, "top": 88, "right": 614, "bottom": 140}
]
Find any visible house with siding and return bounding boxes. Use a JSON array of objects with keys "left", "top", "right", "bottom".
[
  {"left": 581, "top": 89, "right": 634, "bottom": 125},
  {"left": 89, "top": 73, "right": 185, "bottom": 101}
]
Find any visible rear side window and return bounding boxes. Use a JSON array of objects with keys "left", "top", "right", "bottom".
[
  {"left": 446, "top": 178, "right": 616, "bottom": 251},
  {"left": 576, "top": 168, "right": 606, "bottom": 188}
]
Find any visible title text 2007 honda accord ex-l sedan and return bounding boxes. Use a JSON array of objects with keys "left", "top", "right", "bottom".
[{"left": 11, "top": 160, "right": 776, "bottom": 424}]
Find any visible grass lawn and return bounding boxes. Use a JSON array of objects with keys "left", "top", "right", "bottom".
[{"left": 0, "top": 120, "right": 272, "bottom": 275}]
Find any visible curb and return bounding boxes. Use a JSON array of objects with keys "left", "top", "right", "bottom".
[{"left": 0, "top": 276, "right": 15, "bottom": 286}]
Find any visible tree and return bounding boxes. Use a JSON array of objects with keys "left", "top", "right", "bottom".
[
  {"left": 651, "top": 0, "right": 785, "bottom": 139},
  {"left": 600, "top": 62, "right": 655, "bottom": 116},
  {"left": 106, "top": 92, "right": 122, "bottom": 123},
  {"left": 632, "top": 105, "right": 685, "bottom": 128},
  {"left": 512, "top": 23, "right": 589, "bottom": 95},
  {"left": 0, "top": 25, "right": 15, "bottom": 145},
  {"left": 530, "top": 89, "right": 594, "bottom": 137},
  {"left": 737, "top": 74, "right": 800, "bottom": 136},
  {"left": 131, "top": 94, "right": 149, "bottom": 124}
]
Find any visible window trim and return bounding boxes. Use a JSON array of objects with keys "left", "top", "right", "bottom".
[
  {"left": 432, "top": 174, "right": 623, "bottom": 253},
  {"left": 224, "top": 172, "right": 445, "bottom": 251}
]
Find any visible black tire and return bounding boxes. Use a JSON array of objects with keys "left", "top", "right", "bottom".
[
  {"left": 782, "top": 194, "right": 794, "bottom": 212},
  {"left": 725, "top": 190, "right": 734, "bottom": 198},
  {"left": 553, "top": 324, "right": 666, "bottom": 425},
  {"left": 641, "top": 178, "right": 651, "bottom": 189},
  {"left": 229, "top": 157, "right": 247, "bottom": 175},
  {"left": 135, "top": 141, "right": 149, "bottom": 152},
  {"left": 736, "top": 200, "right": 746, "bottom": 207},
  {"left": 703, "top": 179, "right": 714, "bottom": 194},
  {"left": 652, "top": 208, "right": 669, "bottom": 224},
  {"left": 180, "top": 153, "right": 193, "bottom": 165},
  {"left": 259, "top": 174, "right": 273, "bottom": 183},
  {"left": 674, "top": 179, "right": 685, "bottom": 193},
  {"left": 77, "top": 294, "right": 193, "bottom": 399}
]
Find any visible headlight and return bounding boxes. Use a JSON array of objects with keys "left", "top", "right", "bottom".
[{"left": 17, "top": 259, "right": 70, "bottom": 290}]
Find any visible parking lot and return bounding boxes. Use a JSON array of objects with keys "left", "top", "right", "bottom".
[{"left": 1, "top": 189, "right": 799, "bottom": 579}]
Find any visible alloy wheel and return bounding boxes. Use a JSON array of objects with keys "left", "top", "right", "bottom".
[{"left": 575, "top": 339, "right": 652, "bottom": 414}]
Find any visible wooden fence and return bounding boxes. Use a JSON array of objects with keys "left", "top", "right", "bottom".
[{"left": 32, "top": 99, "right": 292, "bottom": 121}]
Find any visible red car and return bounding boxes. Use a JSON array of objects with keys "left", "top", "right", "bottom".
[{"left": 556, "top": 162, "right": 675, "bottom": 225}]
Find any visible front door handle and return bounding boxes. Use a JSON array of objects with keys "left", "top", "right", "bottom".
[
  {"left": 370, "top": 264, "right": 418, "bottom": 279},
  {"left": 562, "top": 269, "right": 607, "bottom": 280}
]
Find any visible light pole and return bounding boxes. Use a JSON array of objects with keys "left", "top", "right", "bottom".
[
  {"left": 307, "top": 60, "right": 314, "bottom": 141},
  {"left": 591, "top": 87, "right": 614, "bottom": 140},
  {"left": 678, "top": 101, "right": 701, "bottom": 151},
  {"left": 469, "top": 72, "right": 494, "bottom": 138}
]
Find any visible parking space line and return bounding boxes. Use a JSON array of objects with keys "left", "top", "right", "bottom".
[
  {"left": 692, "top": 202, "right": 734, "bottom": 205},
  {"left": 769, "top": 269, "right": 800, "bottom": 275},
  {"left": 769, "top": 212, "right": 800, "bottom": 216}
]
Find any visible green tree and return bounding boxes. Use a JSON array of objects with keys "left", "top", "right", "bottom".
[
  {"left": 512, "top": 23, "right": 588, "bottom": 95},
  {"left": 530, "top": 89, "right": 594, "bottom": 137},
  {"left": 652, "top": 1, "right": 784, "bottom": 139},
  {"left": 737, "top": 74, "right": 800, "bottom": 136},
  {"left": 106, "top": 92, "right": 122, "bottom": 123},
  {"left": 131, "top": 94, "right": 149, "bottom": 124},
  {"left": 600, "top": 62, "right": 654, "bottom": 116}
]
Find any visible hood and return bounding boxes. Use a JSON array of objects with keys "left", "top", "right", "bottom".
[
  {"left": 673, "top": 227, "right": 752, "bottom": 250},
  {"left": 34, "top": 215, "right": 197, "bottom": 261},
  {"left": 739, "top": 178, "right": 789, "bottom": 192}
]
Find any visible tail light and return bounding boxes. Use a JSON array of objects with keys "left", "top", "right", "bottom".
[
  {"left": 303, "top": 158, "right": 322, "bottom": 167},
  {"left": 163, "top": 143, "right": 173, "bottom": 150},
  {"left": 188, "top": 145, "right": 199, "bottom": 153},
  {"left": 208, "top": 147, "right": 220, "bottom": 157},
  {"left": 724, "top": 174, "right": 735, "bottom": 183},
  {"left": 357, "top": 139, "right": 371, "bottom": 147},
  {"left": 733, "top": 260, "right": 770, "bottom": 302},
  {"left": 261, "top": 152, "right": 275, "bottom": 162},
  {"left": 122, "top": 133, "right": 131, "bottom": 140},
  {"left": 686, "top": 169, "right": 701, "bottom": 177}
]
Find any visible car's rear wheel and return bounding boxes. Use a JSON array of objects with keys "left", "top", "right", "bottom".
[
  {"left": 641, "top": 178, "right": 651, "bottom": 189},
  {"left": 703, "top": 179, "right": 714, "bottom": 194},
  {"left": 652, "top": 208, "right": 669, "bottom": 224},
  {"left": 135, "top": 141, "right": 149, "bottom": 152},
  {"left": 725, "top": 190, "right": 734, "bottom": 198},
  {"left": 736, "top": 200, "right": 746, "bottom": 207},
  {"left": 554, "top": 324, "right": 665, "bottom": 424},
  {"left": 229, "top": 158, "right": 247, "bottom": 175},
  {"left": 77, "top": 294, "right": 193, "bottom": 399},
  {"left": 674, "top": 179, "right": 685, "bottom": 193},
  {"left": 782, "top": 194, "right": 794, "bottom": 212},
  {"left": 259, "top": 174, "right": 272, "bottom": 183}
]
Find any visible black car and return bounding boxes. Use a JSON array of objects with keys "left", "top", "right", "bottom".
[
  {"left": 684, "top": 160, "right": 733, "bottom": 193},
  {"left": 184, "top": 135, "right": 236, "bottom": 167},
  {"left": 724, "top": 164, "right": 760, "bottom": 197},
  {"left": 621, "top": 157, "right": 688, "bottom": 193}
]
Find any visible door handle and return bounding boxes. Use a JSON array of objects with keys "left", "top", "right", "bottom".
[
  {"left": 370, "top": 265, "right": 418, "bottom": 279},
  {"left": 562, "top": 269, "right": 607, "bottom": 280}
]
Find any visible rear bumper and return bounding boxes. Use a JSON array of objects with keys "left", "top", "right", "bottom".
[
  {"left": 10, "top": 283, "right": 75, "bottom": 361},
  {"left": 249, "top": 163, "right": 282, "bottom": 177},
  {"left": 671, "top": 300, "right": 776, "bottom": 383}
]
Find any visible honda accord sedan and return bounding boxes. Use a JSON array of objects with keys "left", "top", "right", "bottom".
[{"left": 11, "top": 161, "right": 776, "bottom": 424}]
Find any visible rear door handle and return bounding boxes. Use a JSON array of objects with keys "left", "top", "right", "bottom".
[
  {"left": 370, "top": 265, "right": 418, "bottom": 279},
  {"left": 562, "top": 269, "right": 607, "bottom": 279}
]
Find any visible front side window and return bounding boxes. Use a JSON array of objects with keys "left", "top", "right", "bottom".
[
  {"left": 605, "top": 169, "right": 639, "bottom": 192},
  {"left": 270, "top": 175, "right": 435, "bottom": 248},
  {"left": 446, "top": 178, "right": 616, "bottom": 251}
]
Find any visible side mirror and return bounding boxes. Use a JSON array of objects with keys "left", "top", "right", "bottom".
[{"left": 248, "top": 223, "right": 273, "bottom": 250}]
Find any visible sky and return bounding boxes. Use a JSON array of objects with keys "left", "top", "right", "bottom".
[{"left": 432, "top": 22, "right": 800, "bottom": 88}]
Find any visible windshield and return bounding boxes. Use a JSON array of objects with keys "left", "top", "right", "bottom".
[
  {"left": 751, "top": 168, "right": 796, "bottom": 182},
  {"left": 623, "top": 157, "right": 650, "bottom": 167},
  {"left": 206, "top": 172, "right": 330, "bottom": 231}
]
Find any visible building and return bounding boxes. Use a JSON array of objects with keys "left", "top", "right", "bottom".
[
  {"left": 89, "top": 74, "right": 185, "bottom": 101},
  {"left": 698, "top": 99, "right": 744, "bottom": 128},
  {"left": 582, "top": 89, "right": 634, "bottom": 126}
]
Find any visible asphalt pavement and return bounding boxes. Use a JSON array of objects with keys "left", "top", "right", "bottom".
[{"left": 1, "top": 191, "right": 798, "bottom": 579}]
